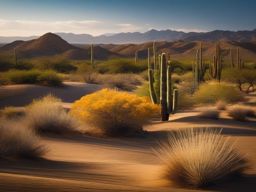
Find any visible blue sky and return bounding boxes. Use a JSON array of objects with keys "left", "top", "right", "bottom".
[{"left": 0, "top": 0, "right": 255, "bottom": 36}]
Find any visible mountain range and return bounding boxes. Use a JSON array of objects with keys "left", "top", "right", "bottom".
[
  {"left": 1, "top": 32, "right": 256, "bottom": 62},
  {"left": 1, "top": 29, "right": 256, "bottom": 44}
]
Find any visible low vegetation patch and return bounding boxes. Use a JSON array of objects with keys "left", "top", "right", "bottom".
[
  {"left": 0, "top": 70, "right": 62, "bottom": 86},
  {"left": 194, "top": 82, "right": 244, "bottom": 104},
  {"left": 84, "top": 73, "right": 142, "bottom": 91},
  {"left": 97, "top": 58, "right": 147, "bottom": 74},
  {"left": 26, "top": 95, "right": 77, "bottom": 134},
  {"left": 71, "top": 89, "right": 159, "bottom": 136},
  {"left": 157, "top": 128, "right": 248, "bottom": 188},
  {"left": 0, "top": 120, "right": 45, "bottom": 158}
]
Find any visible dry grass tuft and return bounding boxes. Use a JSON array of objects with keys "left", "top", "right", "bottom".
[
  {"left": 0, "top": 120, "right": 45, "bottom": 158},
  {"left": 199, "top": 109, "right": 220, "bottom": 119},
  {"left": 227, "top": 105, "right": 255, "bottom": 121},
  {"left": 26, "top": 95, "right": 78, "bottom": 134},
  {"left": 157, "top": 128, "right": 248, "bottom": 188},
  {"left": 0, "top": 107, "right": 25, "bottom": 119},
  {"left": 215, "top": 100, "right": 227, "bottom": 110}
]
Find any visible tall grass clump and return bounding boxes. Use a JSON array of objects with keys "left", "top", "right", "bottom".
[
  {"left": 71, "top": 89, "right": 159, "bottom": 136},
  {"left": 194, "top": 82, "right": 244, "bottom": 104},
  {"left": 157, "top": 128, "right": 248, "bottom": 188},
  {"left": 0, "top": 120, "right": 45, "bottom": 158},
  {"left": 26, "top": 95, "right": 77, "bottom": 134}
]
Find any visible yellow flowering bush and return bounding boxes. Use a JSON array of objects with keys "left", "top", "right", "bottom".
[{"left": 71, "top": 89, "right": 159, "bottom": 136}]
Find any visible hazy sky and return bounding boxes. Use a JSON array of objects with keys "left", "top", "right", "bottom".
[{"left": 0, "top": 0, "right": 255, "bottom": 36}]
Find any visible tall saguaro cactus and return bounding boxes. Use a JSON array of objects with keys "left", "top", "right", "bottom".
[
  {"left": 230, "top": 48, "right": 234, "bottom": 68},
  {"left": 210, "top": 42, "right": 222, "bottom": 81},
  {"left": 160, "top": 53, "right": 169, "bottom": 121},
  {"left": 193, "top": 42, "right": 206, "bottom": 90},
  {"left": 147, "top": 48, "right": 157, "bottom": 104},
  {"left": 135, "top": 51, "right": 138, "bottom": 65},
  {"left": 90, "top": 44, "right": 94, "bottom": 68}
]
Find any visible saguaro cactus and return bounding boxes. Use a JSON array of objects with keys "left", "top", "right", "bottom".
[
  {"left": 91, "top": 44, "right": 94, "bottom": 68},
  {"left": 167, "top": 65, "right": 173, "bottom": 113},
  {"left": 160, "top": 53, "right": 169, "bottom": 121},
  {"left": 210, "top": 43, "right": 222, "bottom": 81},
  {"left": 193, "top": 42, "right": 206, "bottom": 90},
  {"left": 135, "top": 51, "right": 138, "bottom": 65},
  {"left": 147, "top": 48, "right": 157, "bottom": 104},
  {"left": 172, "top": 89, "right": 178, "bottom": 113},
  {"left": 230, "top": 48, "right": 234, "bottom": 68}
]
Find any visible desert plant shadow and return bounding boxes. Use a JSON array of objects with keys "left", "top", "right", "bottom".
[
  {"left": 207, "top": 174, "right": 256, "bottom": 192},
  {"left": 0, "top": 158, "right": 125, "bottom": 183}
]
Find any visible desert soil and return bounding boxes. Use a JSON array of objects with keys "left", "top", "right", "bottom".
[{"left": 0, "top": 83, "right": 255, "bottom": 192}]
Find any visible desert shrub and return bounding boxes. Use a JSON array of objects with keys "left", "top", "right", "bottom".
[
  {"left": 32, "top": 57, "right": 77, "bottom": 73},
  {"left": 2, "top": 70, "right": 41, "bottom": 84},
  {"left": 222, "top": 69, "right": 256, "bottom": 93},
  {"left": 37, "top": 71, "right": 62, "bottom": 86},
  {"left": 199, "top": 109, "right": 220, "bottom": 119},
  {"left": 134, "top": 83, "right": 150, "bottom": 98},
  {"left": 157, "top": 128, "right": 248, "bottom": 188},
  {"left": 0, "top": 107, "right": 25, "bottom": 119},
  {"left": 228, "top": 105, "right": 255, "bottom": 121},
  {"left": 97, "top": 58, "right": 147, "bottom": 74},
  {"left": 0, "top": 55, "right": 14, "bottom": 71},
  {"left": 215, "top": 100, "right": 227, "bottom": 110},
  {"left": 71, "top": 89, "right": 159, "bottom": 136},
  {"left": 84, "top": 73, "right": 142, "bottom": 91},
  {"left": 0, "top": 120, "right": 45, "bottom": 158},
  {"left": 26, "top": 95, "right": 77, "bottom": 134},
  {"left": 194, "top": 82, "right": 244, "bottom": 104},
  {"left": 0, "top": 70, "right": 62, "bottom": 86}
]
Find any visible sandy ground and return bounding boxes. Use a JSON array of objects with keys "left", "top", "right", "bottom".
[
  {"left": 0, "top": 84, "right": 256, "bottom": 191},
  {"left": 0, "top": 82, "right": 102, "bottom": 108}
]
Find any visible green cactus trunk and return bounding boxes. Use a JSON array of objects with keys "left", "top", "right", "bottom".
[
  {"left": 167, "top": 65, "right": 173, "bottom": 113},
  {"left": 135, "top": 51, "right": 138, "bottom": 65},
  {"left": 160, "top": 53, "right": 169, "bottom": 121},
  {"left": 91, "top": 44, "right": 94, "bottom": 68},
  {"left": 172, "top": 89, "right": 178, "bottom": 113},
  {"left": 147, "top": 48, "right": 157, "bottom": 104}
]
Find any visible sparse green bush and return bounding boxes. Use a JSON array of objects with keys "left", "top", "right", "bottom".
[
  {"left": 26, "top": 95, "right": 77, "bottom": 134},
  {"left": 194, "top": 82, "right": 244, "bottom": 104},
  {"left": 71, "top": 89, "right": 159, "bottom": 136},
  {"left": 158, "top": 128, "right": 248, "bottom": 188},
  {"left": 37, "top": 71, "right": 62, "bottom": 86},
  {"left": 97, "top": 58, "right": 147, "bottom": 74},
  {"left": 0, "top": 120, "right": 45, "bottom": 158},
  {"left": 84, "top": 73, "right": 142, "bottom": 91},
  {"left": 222, "top": 69, "right": 256, "bottom": 93},
  {"left": 0, "top": 70, "right": 62, "bottom": 86}
]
